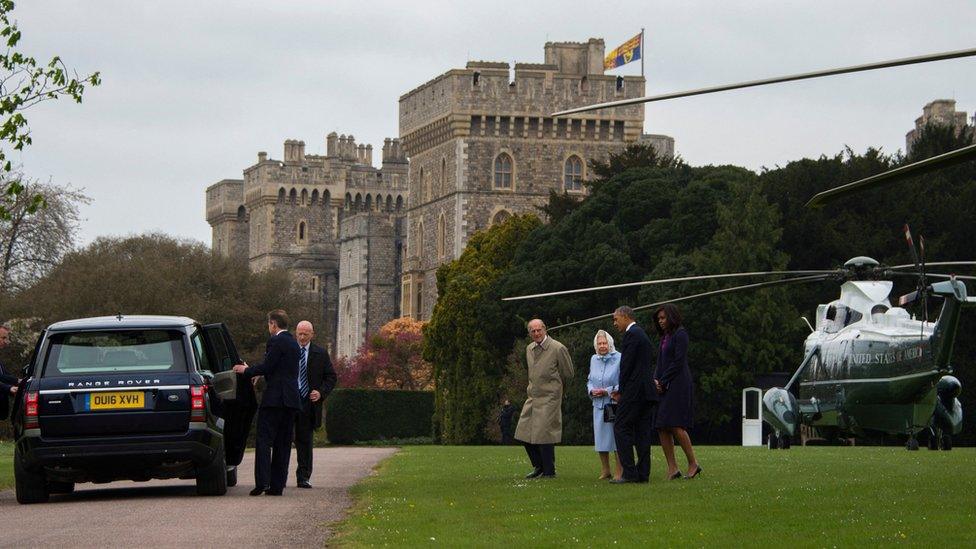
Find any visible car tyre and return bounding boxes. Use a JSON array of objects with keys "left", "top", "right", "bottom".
[
  {"left": 196, "top": 446, "right": 227, "bottom": 496},
  {"left": 226, "top": 465, "right": 238, "bottom": 487},
  {"left": 15, "top": 449, "right": 49, "bottom": 504}
]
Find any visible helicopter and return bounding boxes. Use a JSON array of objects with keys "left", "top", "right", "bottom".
[{"left": 506, "top": 46, "right": 976, "bottom": 449}]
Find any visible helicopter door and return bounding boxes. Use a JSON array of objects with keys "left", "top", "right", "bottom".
[{"left": 742, "top": 387, "right": 763, "bottom": 446}]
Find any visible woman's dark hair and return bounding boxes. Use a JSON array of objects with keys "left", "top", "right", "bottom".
[{"left": 653, "top": 303, "right": 682, "bottom": 335}]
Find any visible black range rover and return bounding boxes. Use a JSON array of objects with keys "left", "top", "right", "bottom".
[{"left": 10, "top": 315, "right": 257, "bottom": 503}]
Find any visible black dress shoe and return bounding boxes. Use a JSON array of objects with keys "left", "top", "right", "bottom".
[
  {"left": 266, "top": 489, "right": 283, "bottom": 496},
  {"left": 609, "top": 477, "right": 639, "bottom": 484},
  {"left": 668, "top": 471, "right": 684, "bottom": 480},
  {"left": 249, "top": 487, "right": 268, "bottom": 496},
  {"left": 539, "top": 473, "right": 556, "bottom": 478},
  {"left": 525, "top": 468, "right": 543, "bottom": 479},
  {"left": 686, "top": 465, "right": 703, "bottom": 479},
  {"left": 297, "top": 480, "right": 312, "bottom": 489}
]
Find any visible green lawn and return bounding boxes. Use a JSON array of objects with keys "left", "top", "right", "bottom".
[
  {"left": 0, "top": 441, "right": 13, "bottom": 490},
  {"left": 336, "top": 445, "right": 976, "bottom": 547}
]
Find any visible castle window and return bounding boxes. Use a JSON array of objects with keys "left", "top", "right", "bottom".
[
  {"left": 278, "top": 188, "right": 286, "bottom": 203},
  {"left": 613, "top": 120, "right": 625, "bottom": 140},
  {"left": 345, "top": 193, "right": 352, "bottom": 209},
  {"left": 324, "top": 189, "right": 331, "bottom": 205},
  {"left": 490, "top": 209, "right": 511, "bottom": 226},
  {"left": 579, "top": 76, "right": 589, "bottom": 93},
  {"left": 436, "top": 213, "right": 446, "bottom": 259},
  {"left": 386, "top": 195, "right": 393, "bottom": 212},
  {"left": 471, "top": 115, "right": 482, "bottom": 134},
  {"left": 514, "top": 117, "right": 524, "bottom": 137},
  {"left": 472, "top": 71, "right": 480, "bottom": 86},
  {"left": 557, "top": 118, "right": 568, "bottom": 138},
  {"left": 396, "top": 195, "right": 404, "bottom": 212},
  {"left": 564, "top": 156, "right": 584, "bottom": 192},
  {"left": 297, "top": 221, "right": 307, "bottom": 243},
  {"left": 418, "top": 167, "right": 425, "bottom": 202},
  {"left": 415, "top": 280, "right": 424, "bottom": 318},
  {"left": 440, "top": 158, "right": 447, "bottom": 194},
  {"left": 571, "top": 119, "right": 582, "bottom": 139},
  {"left": 616, "top": 75, "right": 624, "bottom": 91},
  {"left": 493, "top": 153, "right": 513, "bottom": 189},
  {"left": 311, "top": 276, "right": 318, "bottom": 291},
  {"left": 365, "top": 194, "right": 373, "bottom": 211},
  {"left": 416, "top": 220, "right": 425, "bottom": 259},
  {"left": 499, "top": 117, "right": 510, "bottom": 136},
  {"left": 311, "top": 189, "right": 319, "bottom": 204},
  {"left": 355, "top": 193, "right": 362, "bottom": 211},
  {"left": 289, "top": 188, "right": 297, "bottom": 204},
  {"left": 237, "top": 205, "right": 246, "bottom": 221},
  {"left": 528, "top": 117, "right": 539, "bottom": 135},
  {"left": 301, "top": 189, "right": 308, "bottom": 206}
]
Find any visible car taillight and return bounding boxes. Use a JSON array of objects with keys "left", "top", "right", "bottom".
[
  {"left": 190, "top": 385, "right": 206, "bottom": 422},
  {"left": 25, "top": 391, "right": 38, "bottom": 429}
]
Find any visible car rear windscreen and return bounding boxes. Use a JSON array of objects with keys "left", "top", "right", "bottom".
[{"left": 42, "top": 330, "right": 188, "bottom": 377}]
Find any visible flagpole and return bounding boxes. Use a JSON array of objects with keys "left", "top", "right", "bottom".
[{"left": 640, "top": 28, "right": 645, "bottom": 78}]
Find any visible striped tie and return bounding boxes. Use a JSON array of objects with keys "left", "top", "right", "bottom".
[{"left": 298, "top": 346, "right": 309, "bottom": 398}]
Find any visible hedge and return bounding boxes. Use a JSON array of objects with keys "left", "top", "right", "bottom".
[{"left": 325, "top": 389, "right": 434, "bottom": 444}]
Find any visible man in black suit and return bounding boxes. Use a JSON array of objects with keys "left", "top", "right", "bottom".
[
  {"left": 0, "top": 325, "right": 20, "bottom": 420},
  {"left": 293, "top": 320, "right": 337, "bottom": 488},
  {"left": 610, "top": 306, "right": 658, "bottom": 483},
  {"left": 233, "top": 309, "right": 301, "bottom": 496}
]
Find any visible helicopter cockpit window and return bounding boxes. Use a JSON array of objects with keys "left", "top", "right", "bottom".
[
  {"left": 844, "top": 309, "right": 863, "bottom": 326},
  {"left": 870, "top": 304, "right": 889, "bottom": 323},
  {"left": 823, "top": 303, "right": 844, "bottom": 333}
]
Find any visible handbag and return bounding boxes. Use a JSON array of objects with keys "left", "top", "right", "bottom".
[{"left": 602, "top": 402, "right": 618, "bottom": 423}]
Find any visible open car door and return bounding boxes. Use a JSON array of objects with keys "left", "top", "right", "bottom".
[{"left": 202, "top": 323, "right": 257, "bottom": 470}]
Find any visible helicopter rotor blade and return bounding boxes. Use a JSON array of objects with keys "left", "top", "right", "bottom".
[
  {"left": 889, "top": 272, "right": 976, "bottom": 281},
  {"left": 501, "top": 270, "right": 841, "bottom": 301},
  {"left": 805, "top": 143, "right": 976, "bottom": 208},
  {"left": 888, "top": 261, "right": 976, "bottom": 270},
  {"left": 548, "top": 274, "right": 832, "bottom": 331},
  {"left": 551, "top": 47, "right": 976, "bottom": 117},
  {"left": 903, "top": 225, "right": 921, "bottom": 274}
]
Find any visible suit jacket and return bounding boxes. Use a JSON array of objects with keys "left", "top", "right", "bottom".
[
  {"left": 617, "top": 324, "right": 658, "bottom": 403},
  {"left": 247, "top": 330, "right": 302, "bottom": 410},
  {"left": 0, "top": 361, "right": 14, "bottom": 421},
  {"left": 302, "top": 342, "right": 337, "bottom": 430}
]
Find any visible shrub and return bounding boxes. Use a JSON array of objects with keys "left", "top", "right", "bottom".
[{"left": 325, "top": 389, "right": 434, "bottom": 444}]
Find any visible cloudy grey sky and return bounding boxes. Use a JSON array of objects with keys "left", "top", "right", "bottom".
[{"left": 13, "top": 1, "right": 976, "bottom": 245}]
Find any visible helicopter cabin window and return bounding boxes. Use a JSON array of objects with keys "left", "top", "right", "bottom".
[{"left": 870, "top": 304, "right": 889, "bottom": 323}]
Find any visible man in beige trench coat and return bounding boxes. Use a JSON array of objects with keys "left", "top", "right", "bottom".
[{"left": 514, "top": 318, "right": 574, "bottom": 478}]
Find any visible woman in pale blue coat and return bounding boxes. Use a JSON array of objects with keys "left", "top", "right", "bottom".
[{"left": 588, "top": 329, "right": 622, "bottom": 480}]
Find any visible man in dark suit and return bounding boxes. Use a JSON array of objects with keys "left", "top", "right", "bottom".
[
  {"left": 233, "top": 309, "right": 301, "bottom": 496},
  {"left": 0, "top": 325, "right": 20, "bottom": 420},
  {"left": 293, "top": 320, "right": 337, "bottom": 488},
  {"left": 610, "top": 306, "right": 658, "bottom": 483}
]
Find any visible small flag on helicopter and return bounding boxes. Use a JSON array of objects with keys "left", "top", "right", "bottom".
[{"left": 604, "top": 32, "right": 643, "bottom": 70}]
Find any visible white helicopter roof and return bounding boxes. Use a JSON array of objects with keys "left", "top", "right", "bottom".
[{"left": 838, "top": 280, "right": 892, "bottom": 314}]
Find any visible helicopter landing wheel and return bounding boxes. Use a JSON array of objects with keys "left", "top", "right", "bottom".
[
  {"left": 767, "top": 433, "right": 779, "bottom": 450},
  {"left": 941, "top": 434, "right": 952, "bottom": 451},
  {"left": 906, "top": 437, "right": 920, "bottom": 451},
  {"left": 779, "top": 434, "right": 791, "bottom": 450}
]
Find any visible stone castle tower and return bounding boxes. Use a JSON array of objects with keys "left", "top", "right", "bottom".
[
  {"left": 398, "top": 38, "right": 646, "bottom": 319},
  {"left": 905, "top": 99, "right": 971, "bottom": 155},
  {"left": 206, "top": 134, "right": 409, "bottom": 353}
]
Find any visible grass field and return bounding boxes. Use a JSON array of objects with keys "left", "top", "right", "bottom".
[
  {"left": 336, "top": 445, "right": 976, "bottom": 547},
  {"left": 0, "top": 441, "right": 13, "bottom": 490}
]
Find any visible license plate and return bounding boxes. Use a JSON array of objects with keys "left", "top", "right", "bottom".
[{"left": 87, "top": 391, "right": 145, "bottom": 410}]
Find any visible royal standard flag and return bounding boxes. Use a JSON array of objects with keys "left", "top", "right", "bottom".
[{"left": 604, "top": 32, "right": 642, "bottom": 70}]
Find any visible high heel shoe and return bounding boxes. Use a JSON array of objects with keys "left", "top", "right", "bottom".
[
  {"left": 598, "top": 472, "right": 611, "bottom": 480},
  {"left": 668, "top": 471, "right": 683, "bottom": 480},
  {"left": 686, "top": 465, "right": 702, "bottom": 479}
]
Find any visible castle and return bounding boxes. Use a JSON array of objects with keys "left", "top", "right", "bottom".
[{"left": 206, "top": 38, "right": 654, "bottom": 357}]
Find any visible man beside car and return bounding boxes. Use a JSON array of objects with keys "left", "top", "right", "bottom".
[
  {"left": 232, "top": 309, "right": 301, "bottom": 496},
  {"left": 293, "top": 320, "right": 337, "bottom": 488}
]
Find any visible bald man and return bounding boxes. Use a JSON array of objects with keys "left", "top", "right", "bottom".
[{"left": 293, "top": 320, "right": 337, "bottom": 488}]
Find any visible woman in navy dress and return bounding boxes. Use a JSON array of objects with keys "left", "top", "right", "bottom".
[
  {"left": 653, "top": 304, "right": 701, "bottom": 480},
  {"left": 587, "top": 329, "right": 622, "bottom": 480}
]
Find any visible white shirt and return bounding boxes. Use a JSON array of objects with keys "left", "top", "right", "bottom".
[{"left": 626, "top": 322, "right": 636, "bottom": 333}]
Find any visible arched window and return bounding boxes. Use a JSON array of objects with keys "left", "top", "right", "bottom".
[
  {"left": 437, "top": 213, "right": 446, "bottom": 258},
  {"left": 311, "top": 189, "right": 319, "bottom": 204},
  {"left": 396, "top": 195, "right": 403, "bottom": 212},
  {"left": 564, "top": 155, "right": 584, "bottom": 192},
  {"left": 345, "top": 193, "right": 352, "bottom": 210},
  {"left": 297, "top": 221, "right": 307, "bottom": 243},
  {"left": 385, "top": 195, "right": 393, "bottom": 212},
  {"left": 289, "top": 188, "right": 297, "bottom": 204},
  {"left": 355, "top": 193, "right": 362, "bottom": 211},
  {"left": 441, "top": 157, "right": 447, "bottom": 194},
  {"left": 301, "top": 189, "right": 308, "bottom": 205},
  {"left": 236, "top": 205, "right": 246, "bottom": 221},
  {"left": 324, "top": 189, "right": 331, "bottom": 205},
  {"left": 278, "top": 188, "right": 286, "bottom": 203},
  {"left": 365, "top": 194, "right": 373, "bottom": 211},
  {"left": 491, "top": 209, "right": 511, "bottom": 226},
  {"left": 416, "top": 219, "right": 425, "bottom": 259},
  {"left": 418, "top": 167, "right": 425, "bottom": 201},
  {"left": 494, "top": 153, "right": 513, "bottom": 189}
]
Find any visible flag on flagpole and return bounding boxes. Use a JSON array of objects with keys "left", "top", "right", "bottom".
[{"left": 604, "top": 32, "right": 643, "bottom": 71}]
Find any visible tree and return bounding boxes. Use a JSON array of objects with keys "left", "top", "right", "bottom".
[
  {"left": 335, "top": 317, "right": 433, "bottom": 390},
  {"left": 4, "top": 233, "right": 308, "bottom": 361},
  {"left": 0, "top": 0, "right": 100, "bottom": 218},
  {"left": 0, "top": 173, "right": 88, "bottom": 293},
  {"left": 424, "top": 214, "right": 542, "bottom": 444}
]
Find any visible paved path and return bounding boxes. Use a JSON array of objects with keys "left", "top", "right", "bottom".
[{"left": 0, "top": 447, "right": 397, "bottom": 547}]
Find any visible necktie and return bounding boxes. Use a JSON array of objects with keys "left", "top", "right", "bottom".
[{"left": 298, "top": 346, "right": 309, "bottom": 398}]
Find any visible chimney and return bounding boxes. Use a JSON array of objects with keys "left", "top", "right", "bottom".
[
  {"left": 357, "top": 144, "right": 366, "bottom": 164},
  {"left": 391, "top": 138, "right": 402, "bottom": 160},
  {"left": 258, "top": 151, "right": 267, "bottom": 163},
  {"left": 365, "top": 144, "right": 373, "bottom": 166},
  {"left": 326, "top": 132, "right": 338, "bottom": 157},
  {"left": 297, "top": 140, "right": 306, "bottom": 162},
  {"left": 347, "top": 135, "right": 356, "bottom": 160},
  {"left": 382, "top": 138, "right": 392, "bottom": 163},
  {"left": 283, "top": 139, "right": 294, "bottom": 162}
]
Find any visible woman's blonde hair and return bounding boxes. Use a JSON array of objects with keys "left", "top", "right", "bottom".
[{"left": 593, "top": 329, "right": 616, "bottom": 354}]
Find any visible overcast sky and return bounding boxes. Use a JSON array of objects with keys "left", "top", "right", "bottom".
[{"left": 13, "top": 0, "right": 976, "bottom": 246}]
